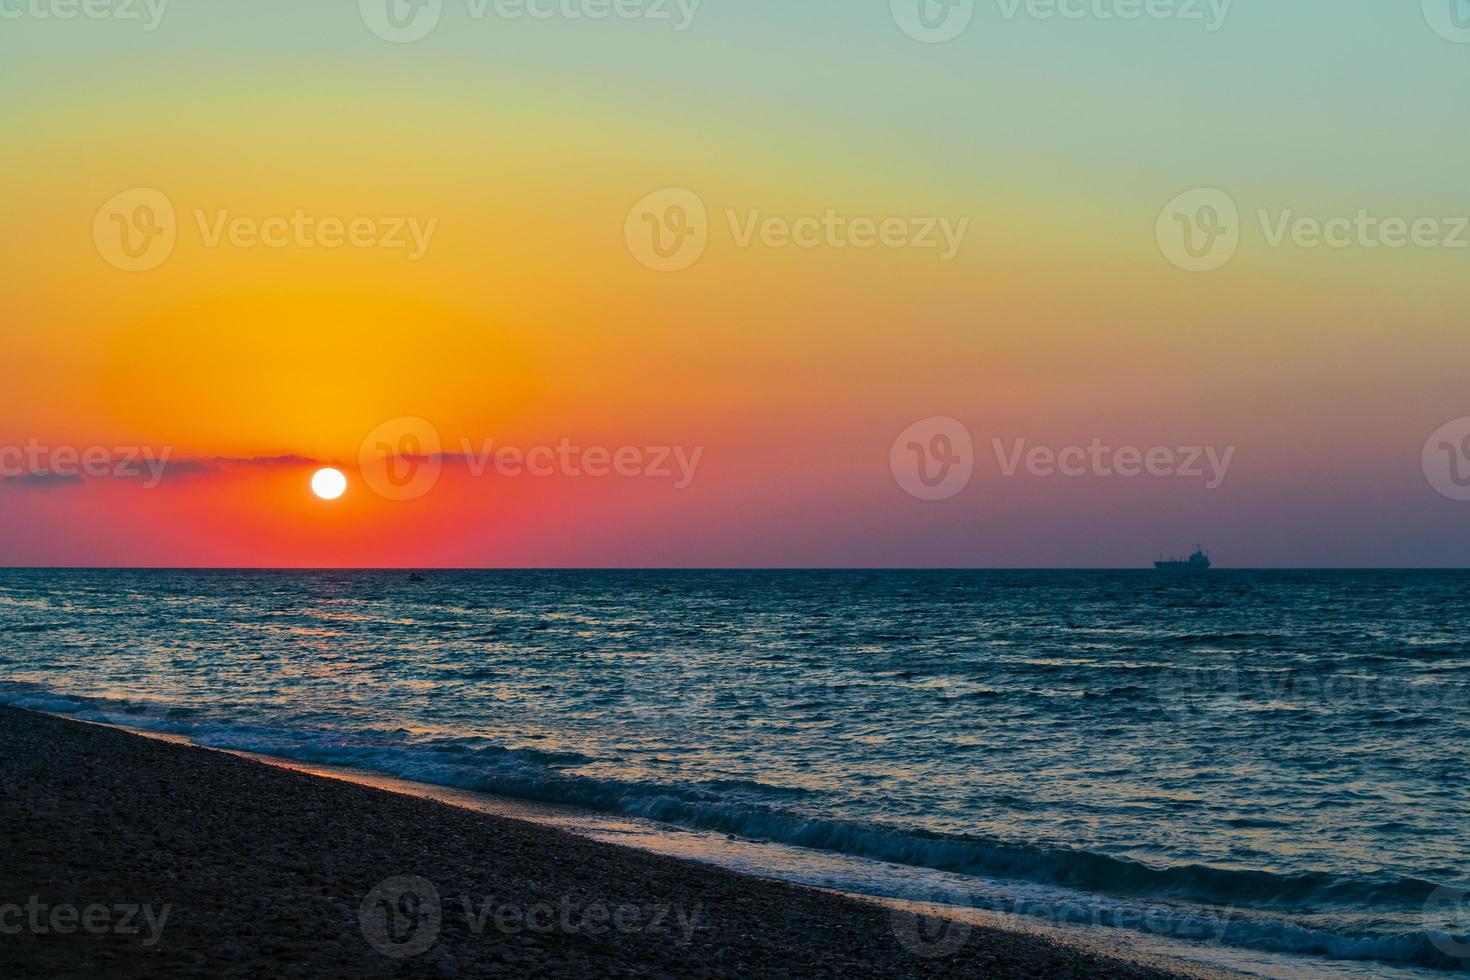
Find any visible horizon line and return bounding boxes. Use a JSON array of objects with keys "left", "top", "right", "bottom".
[{"left": 3, "top": 565, "right": 1470, "bottom": 573}]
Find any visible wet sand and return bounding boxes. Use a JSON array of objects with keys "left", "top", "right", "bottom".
[{"left": 0, "top": 705, "right": 1228, "bottom": 978}]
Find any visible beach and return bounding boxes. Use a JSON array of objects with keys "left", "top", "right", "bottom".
[{"left": 0, "top": 705, "right": 1222, "bottom": 978}]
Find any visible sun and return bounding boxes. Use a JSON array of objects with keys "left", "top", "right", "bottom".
[{"left": 310, "top": 467, "right": 348, "bottom": 500}]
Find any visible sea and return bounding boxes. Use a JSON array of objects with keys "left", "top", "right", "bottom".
[{"left": 0, "top": 569, "right": 1466, "bottom": 977}]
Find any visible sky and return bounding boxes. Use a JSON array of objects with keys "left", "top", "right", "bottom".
[{"left": 2, "top": 1, "right": 1468, "bottom": 567}]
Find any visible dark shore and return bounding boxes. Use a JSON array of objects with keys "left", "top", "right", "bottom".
[{"left": 0, "top": 706, "right": 1221, "bottom": 978}]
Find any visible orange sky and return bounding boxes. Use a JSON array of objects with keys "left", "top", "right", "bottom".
[{"left": 3, "top": 4, "right": 1469, "bottom": 566}]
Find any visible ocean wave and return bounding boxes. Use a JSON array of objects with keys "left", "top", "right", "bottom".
[{"left": 3, "top": 684, "right": 1465, "bottom": 970}]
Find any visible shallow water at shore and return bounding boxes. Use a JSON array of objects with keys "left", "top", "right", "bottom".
[
  {"left": 197, "top": 743, "right": 1449, "bottom": 980},
  {"left": 1, "top": 569, "right": 1467, "bottom": 976}
]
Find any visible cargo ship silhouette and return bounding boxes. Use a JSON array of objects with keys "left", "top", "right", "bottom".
[{"left": 1155, "top": 547, "right": 1211, "bottom": 571}]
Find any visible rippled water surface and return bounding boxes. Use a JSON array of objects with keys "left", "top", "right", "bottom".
[{"left": 1, "top": 569, "right": 1467, "bottom": 974}]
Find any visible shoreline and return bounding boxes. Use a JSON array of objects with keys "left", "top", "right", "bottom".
[
  {"left": 0, "top": 705, "right": 1229, "bottom": 978},
  {"left": 146, "top": 732, "right": 1254, "bottom": 977}
]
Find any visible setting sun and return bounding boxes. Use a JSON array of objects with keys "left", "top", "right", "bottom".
[
  {"left": 310, "top": 468, "right": 347, "bottom": 501},
  {"left": 4, "top": 7, "right": 1470, "bottom": 979}
]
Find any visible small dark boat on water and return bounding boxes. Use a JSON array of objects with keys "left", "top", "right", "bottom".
[{"left": 1155, "top": 547, "right": 1211, "bottom": 571}]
